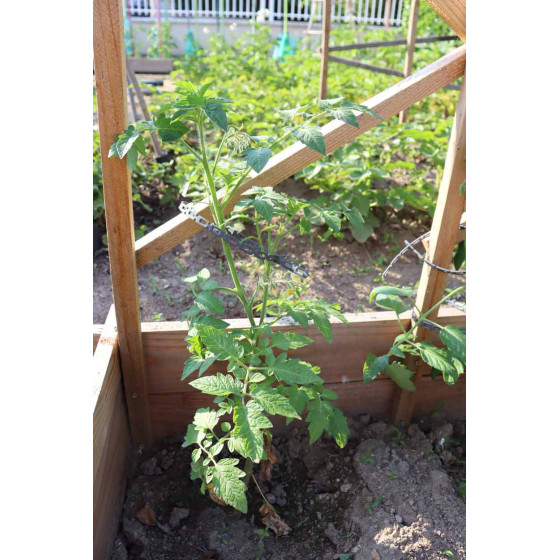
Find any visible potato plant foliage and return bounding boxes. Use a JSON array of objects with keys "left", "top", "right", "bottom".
[{"left": 109, "top": 83, "right": 382, "bottom": 512}]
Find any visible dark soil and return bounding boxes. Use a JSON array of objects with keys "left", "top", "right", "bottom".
[
  {"left": 93, "top": 178, "right": 465, "bottom": 324},
  {"left": 112, "top": 415, "right": 466, "bottom": 560}
]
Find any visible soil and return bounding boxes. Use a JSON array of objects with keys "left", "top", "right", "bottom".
[
  {"left": 111, "top": 415, "right": 466, "bottom": 560},
  {"left": 93, "top": 178, "right": 465, "bottom": 324}
]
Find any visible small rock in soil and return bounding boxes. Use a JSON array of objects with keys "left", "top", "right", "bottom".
[
  {"left": 432, "top": 423, "right": 454, "bottom": 442},
  {"left": 395, "top": 514, "right": 403, "bottom": 524},
  {"left": 168, "top": 507, "right": 190, "bottom": 529},
  {"left": 140, "top": 457, "right": 158, "bottom": 476},
  {"left": 111, "top": 535, "right": 128, "bottom": 560},
  {"left": 122, "top": 517, "right": 149, "bottom": 554},
  {"left": 341, "top": 482, "right": 352, "bottom": 493},
  {"left": 136, "top": 504, "right": 158, "bottom": 527},
  {"left": 325, "top": 522, "right": 342, "bottom": 546}
]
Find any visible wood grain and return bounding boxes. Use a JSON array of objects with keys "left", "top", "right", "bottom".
[
  {"left": 399, "top": 0, "right": 420, "bottom": 123},
  {"left": 135, "top": 45, "right": 466, "bottom": 268},
  {"left": 94, "top": 0, "right": 152, "bottom": 445},
  {"left": 425, "top": 0, "right": 466, "bottom": 41},
  {"left": 93, "top": 306, "right": 130, "bottom": 560},
  {"left": 391, "top": 78, "right": 466, "bottom": 425},
  {"left": 93, "top": 325, "right": 103, "bottom": 354},
  {"left": 141, "top": 309, "right": 465, "bottom": 395}
]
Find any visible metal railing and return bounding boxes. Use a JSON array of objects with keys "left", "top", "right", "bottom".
[{"left": 127, "top": 0, "right": 404, "bottom": 26}]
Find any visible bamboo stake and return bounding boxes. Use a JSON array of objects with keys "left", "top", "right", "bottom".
[
  {"left": 390, "top": 77, "right": 466, "bottom": 426},
  {"left": 93, "top": 0, "right": 152, "bottom": 446},
  {"left": 319, "top": 0, "right": 333, "bottom": 99}
]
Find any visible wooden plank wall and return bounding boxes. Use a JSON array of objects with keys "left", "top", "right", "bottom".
[
  {"left": 93, "top": 310, "right": 130, "bottom": 560},
  {"left": 137, "top": 309, "right": 466, "bottom": 438}
]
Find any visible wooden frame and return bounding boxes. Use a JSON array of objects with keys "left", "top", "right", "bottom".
[{"left": 93, "top": 0, "right": 466, "bottom": 556}]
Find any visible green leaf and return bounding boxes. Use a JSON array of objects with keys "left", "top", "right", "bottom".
[
  {"left": 154, "top": 115, "right": 188, "bottom": 142},
  {"left": 278, "top": 106, "right": 307, "bottom": 121},
  {"left": 369, "top": 286, "right": 414, "bottom": 302},
  {"left": 327, "top": 407, "right": 349, "bottom": 448},
  {"left": 440, "top": 325, "right": 466, "bottom": 364},
  {"left": 386, "top": 363, "right": 416, "bottom": 391},
  {"left": 270, "top": 331, "right": 313, "bottom": 350},
  {"left": 126, "top": 147, "right": 138, "bottom": 170},
  {"left": 342, "top": 101, "right": 384, "bottom": 121},
  {"left": 244, "top": 147, "right": 271, "bottom": 173},
  {"left": 292, "top": 126, "right": 326, "bottom": 156},
  {"left": 349, "top": 212, "right": 376, "bottom": 243},
  {"left": 182, "top": 355, "right": 210, "bottom": 380},
  {"left": 183, "top": 423, "right": 203, "bottom": 447},
  {"left": 269, "top": 354, "right": 322, "bottom": 385},
  {"left": 318, "top": 97, "right": 345, "bottom": 108},
  {"left": 204, "top": 100, "right": 228, "bottom": 131},
  {"left": 233, "top": 401, "right": 272, "bottom": 461},
  {"left": 390, "top": 345, "right": 406, "bottom": 358},
  {"left": 417, "top": 342, "right": 458, "bottom": 376},
  {"left": 453, "top": 240, "right": 466, "bottom": 270},
  {"left": 330, "top": 108, "right": 360, "bottom": 128},
  {"left": 252, "top": 199, "right": 274, "bottom": 221},
  {"left": 375, "top": 294, "right": 409, "bottom": 315},
  {"left": 288, "top": 309, "right": 309, "bottom": 328},
  {"left": 310, "top": 308, "right": 332, "bottom": 342},
  {"left": 195, "top": 292, "right": 225, "bottom": 315},
  {"left": 306, "top": 399, "right": 330, "bottom": 444},
  {"left": 320, "top": 210, "right": 342, "bottom": 232},
  {"left": 363, "top": 354, "right": 389, "bottom": 382},
  {"left": 114, "top": 125, "right": 140, "bottom": 158},
  {"left": 190, "top": 373, "right": 243, "bottom": 396},
  {"left": 213, "top": 461, "right": 248, "bottom": 513},
  {"left": 252, "top": 387, "right": 300, "bottom": 418},
  {"left": 198, "top": 327, "right": 243, "bottom": 360},
  {"left": 193, "top": 408, "right": 221, "bottom": 430}
]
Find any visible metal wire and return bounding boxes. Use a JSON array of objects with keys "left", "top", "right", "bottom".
[
  {"left": 382, "top": 225, "right": 466, "bottom": 280},
  {"left": 179, "top": 202, "right": 309, "bottom": 278}
]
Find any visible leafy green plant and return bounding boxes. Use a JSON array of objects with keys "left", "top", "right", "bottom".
[
  {"left": 147, "top": 22, "right": 178, "bottom": 59},
  {"left": 364, "top": 285, "right": 466, "bottom": 389},
  {"left": 108, "top": 82, "right": 385, "bottom": 513}
]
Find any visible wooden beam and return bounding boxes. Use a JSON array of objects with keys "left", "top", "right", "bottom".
[
  {"left": 329, "top": 56, "right": 405, "bottom": 77},
  {"left": 399, "top": 0, "right": 420, "bottom": 123},
  {"left": 424, "top": 0, "right": 466, "bottom": 42},
  {"left": 94, "top": 0, "right": 152, "bottom": 446},
  {"left": 93, "top": 306, "right": 130, "bottom": 560},
  {"left": 93, "top": 325, "right": 103, "bottom": 354},
  {"left": 127, "top": 57, "right": 174, "bottom": 74},
  {"left": 328, "top": 35, "right": 459, "bottom": 52},
  {"left": 125, "top": 57, "right": 164, "bottom": 157},
  {"left": 135, "top": 45, "right": 466, "bottom": 268},
  {"left": 318, "top": 0, "right": 332, "bottom": 99},
  {"left": 391, "top": 77, "right": 466, "bottom": 426}
]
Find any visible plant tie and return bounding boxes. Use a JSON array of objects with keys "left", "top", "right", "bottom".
[{"left": 179, "top": 202, "right": 309, "bottom": 278}]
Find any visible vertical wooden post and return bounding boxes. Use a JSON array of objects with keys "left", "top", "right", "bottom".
[
  {"left": 384, "top": 0, "right": 392, "bottom": 29},
  {"left": 319, "top": 0, "right": 332, "bottom": 99},
  {"left": 399, "top": 0, "right": 420, "bottom": 123},
  {"left": 391, "top": 77, "right": 466, "bottom": 426},
  {"left": 93, "top": 0, "right": 152, "bottom": 446}
]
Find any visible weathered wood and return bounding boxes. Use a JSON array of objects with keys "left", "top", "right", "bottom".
[
  {"left": 93, "top": 0, "right": 152, "bottom": 446},
  {"left": 318, "top": 0, "right": 332, "bottom": 99},
  {"left": 127, "top": 57, "right": 175, "bottom": 74},
  {"left": 135, "top": 45, "right": 466, "bottom": 268},
  {"left": 391, "top": 77, "right": 466, "bottom": 425},
  {"left": 385, "top": 0, "right": 392, "bottom": 29},
  {"left": 93, "top": 325, "right": 103, "bottom": 354},
  {"left": 329, "top": 56, "right": 405, "bottom": 77},
  {"left": 93, "top": 306, "right": 130, "bottom": 560},
  {"left": 125, "top": 57, "right": 164, "bottom": 157},
  {"left": 425, "top": 0, "right": 466, "bottom": 41},
  {"left": 141, "top": 309, "right": 465, "bottom": 395},
  {"left": 328, "top": 35, "right": 458, "bottom": 52},
  {"left": 399, "top": 0, "right": 420, "bottom": 123}
]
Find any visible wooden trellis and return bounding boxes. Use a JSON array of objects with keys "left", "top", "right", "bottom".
[{"left": 92, "top": 0, "right": 466, "bottom": 557}]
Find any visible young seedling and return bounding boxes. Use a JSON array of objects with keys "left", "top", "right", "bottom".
[
  {"left": 109, "top": 84, "right": 382, "bottom": 513},
  {"left": 387, "top": 472, "right": 399, "bottom": 479}
]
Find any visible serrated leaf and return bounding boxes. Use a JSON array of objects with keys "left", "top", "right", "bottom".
[
  {"left": 244, "top": 147, "right": 271, "bottom": 173},
  {"left": 193, "top": 408, "right": 220, "bottom": 430},
  {"left": 417, "top": 342, "right": 458, "bottom": 376},
  {"left": 278, "top": 106, "right": 307, "bottom": 121},
  {"left": 198, "top": 327, "right": 243, "bottom": 360},
  {"left": 233, "top": 401, "right": 272, "bottom": 461},
  {"left": 114, "top": 125, "right": 139, "bottom": 159},
  {"left": 204, "top": 100, "right": 228, "bottom": 131},
  {"left": 182, "top": 355, "right": 206, "bottom": 380},
  {"left": 192, "top": 314, "right": 229, "bottom": 330},
  {"left": 310, "top": 308, "right": 332, "bottom": 342},
  {"left": 363, "top": 353, "right": 389, "bottom": 382},
  {"left": 386, "top": 363, "right": 416, "bottom": 391},
  {"left": 183, "top": 423, "right": 202, "bottom": 447},
  {"left": 154, "top": 115, "right": 188, "bottom": 142},
  {"left": 269, "top": 354, "right": 322, "bottom": 385},
  {"left": 327, "top": 407, "right": 349, "bottom": 448},
  {"left": 270, "top": 331, "right": 313, "bottom": 350},
  {"left": 292, "top": 126, "right": 326, "bottom": 156},
  {"left": 252, "top": 199, "right": 274, "bottom": 221},
  {"left": 190, "top": 373, "right": 243, "bottom": 396},
  {"left": 195, "top": 292, "right": 225, "bottom": 315},
  {"left": 330, "top": 108, "right": 359, "bottom": 128},
  {"left": 342, "top": 101, "right": 384, "bottom": 121},
  {"left": 288, "top": 308, "right": 309, "bottom": 328},
  {"left": 375, "top": 293, "right": 409, "bottom": 315},
  {"left": 252, "top": 387, "right": 300, "bottom": 418},
  {"left": 440, "top": 325, "right": 466, "bottom": 364},
  {"left": 390, "top": 345, "right": 406, "bottom": 358},
  {"left": 213, "top": 462, "right": 248, "bottom": 513},
  {"left": 320, "top": 210, "right": 342, "bottom": 232}
]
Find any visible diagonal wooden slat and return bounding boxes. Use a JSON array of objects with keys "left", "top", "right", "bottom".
[
  {"left": 424, "top": 0, "right": 466, "bottom": 42},
  {"left": 135, "top": 45, "right": 466, "bottom": 269}
]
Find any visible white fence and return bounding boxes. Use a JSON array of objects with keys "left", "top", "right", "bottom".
[{"left": 127, "top": 0, "right": 404, "bottom": 27}]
